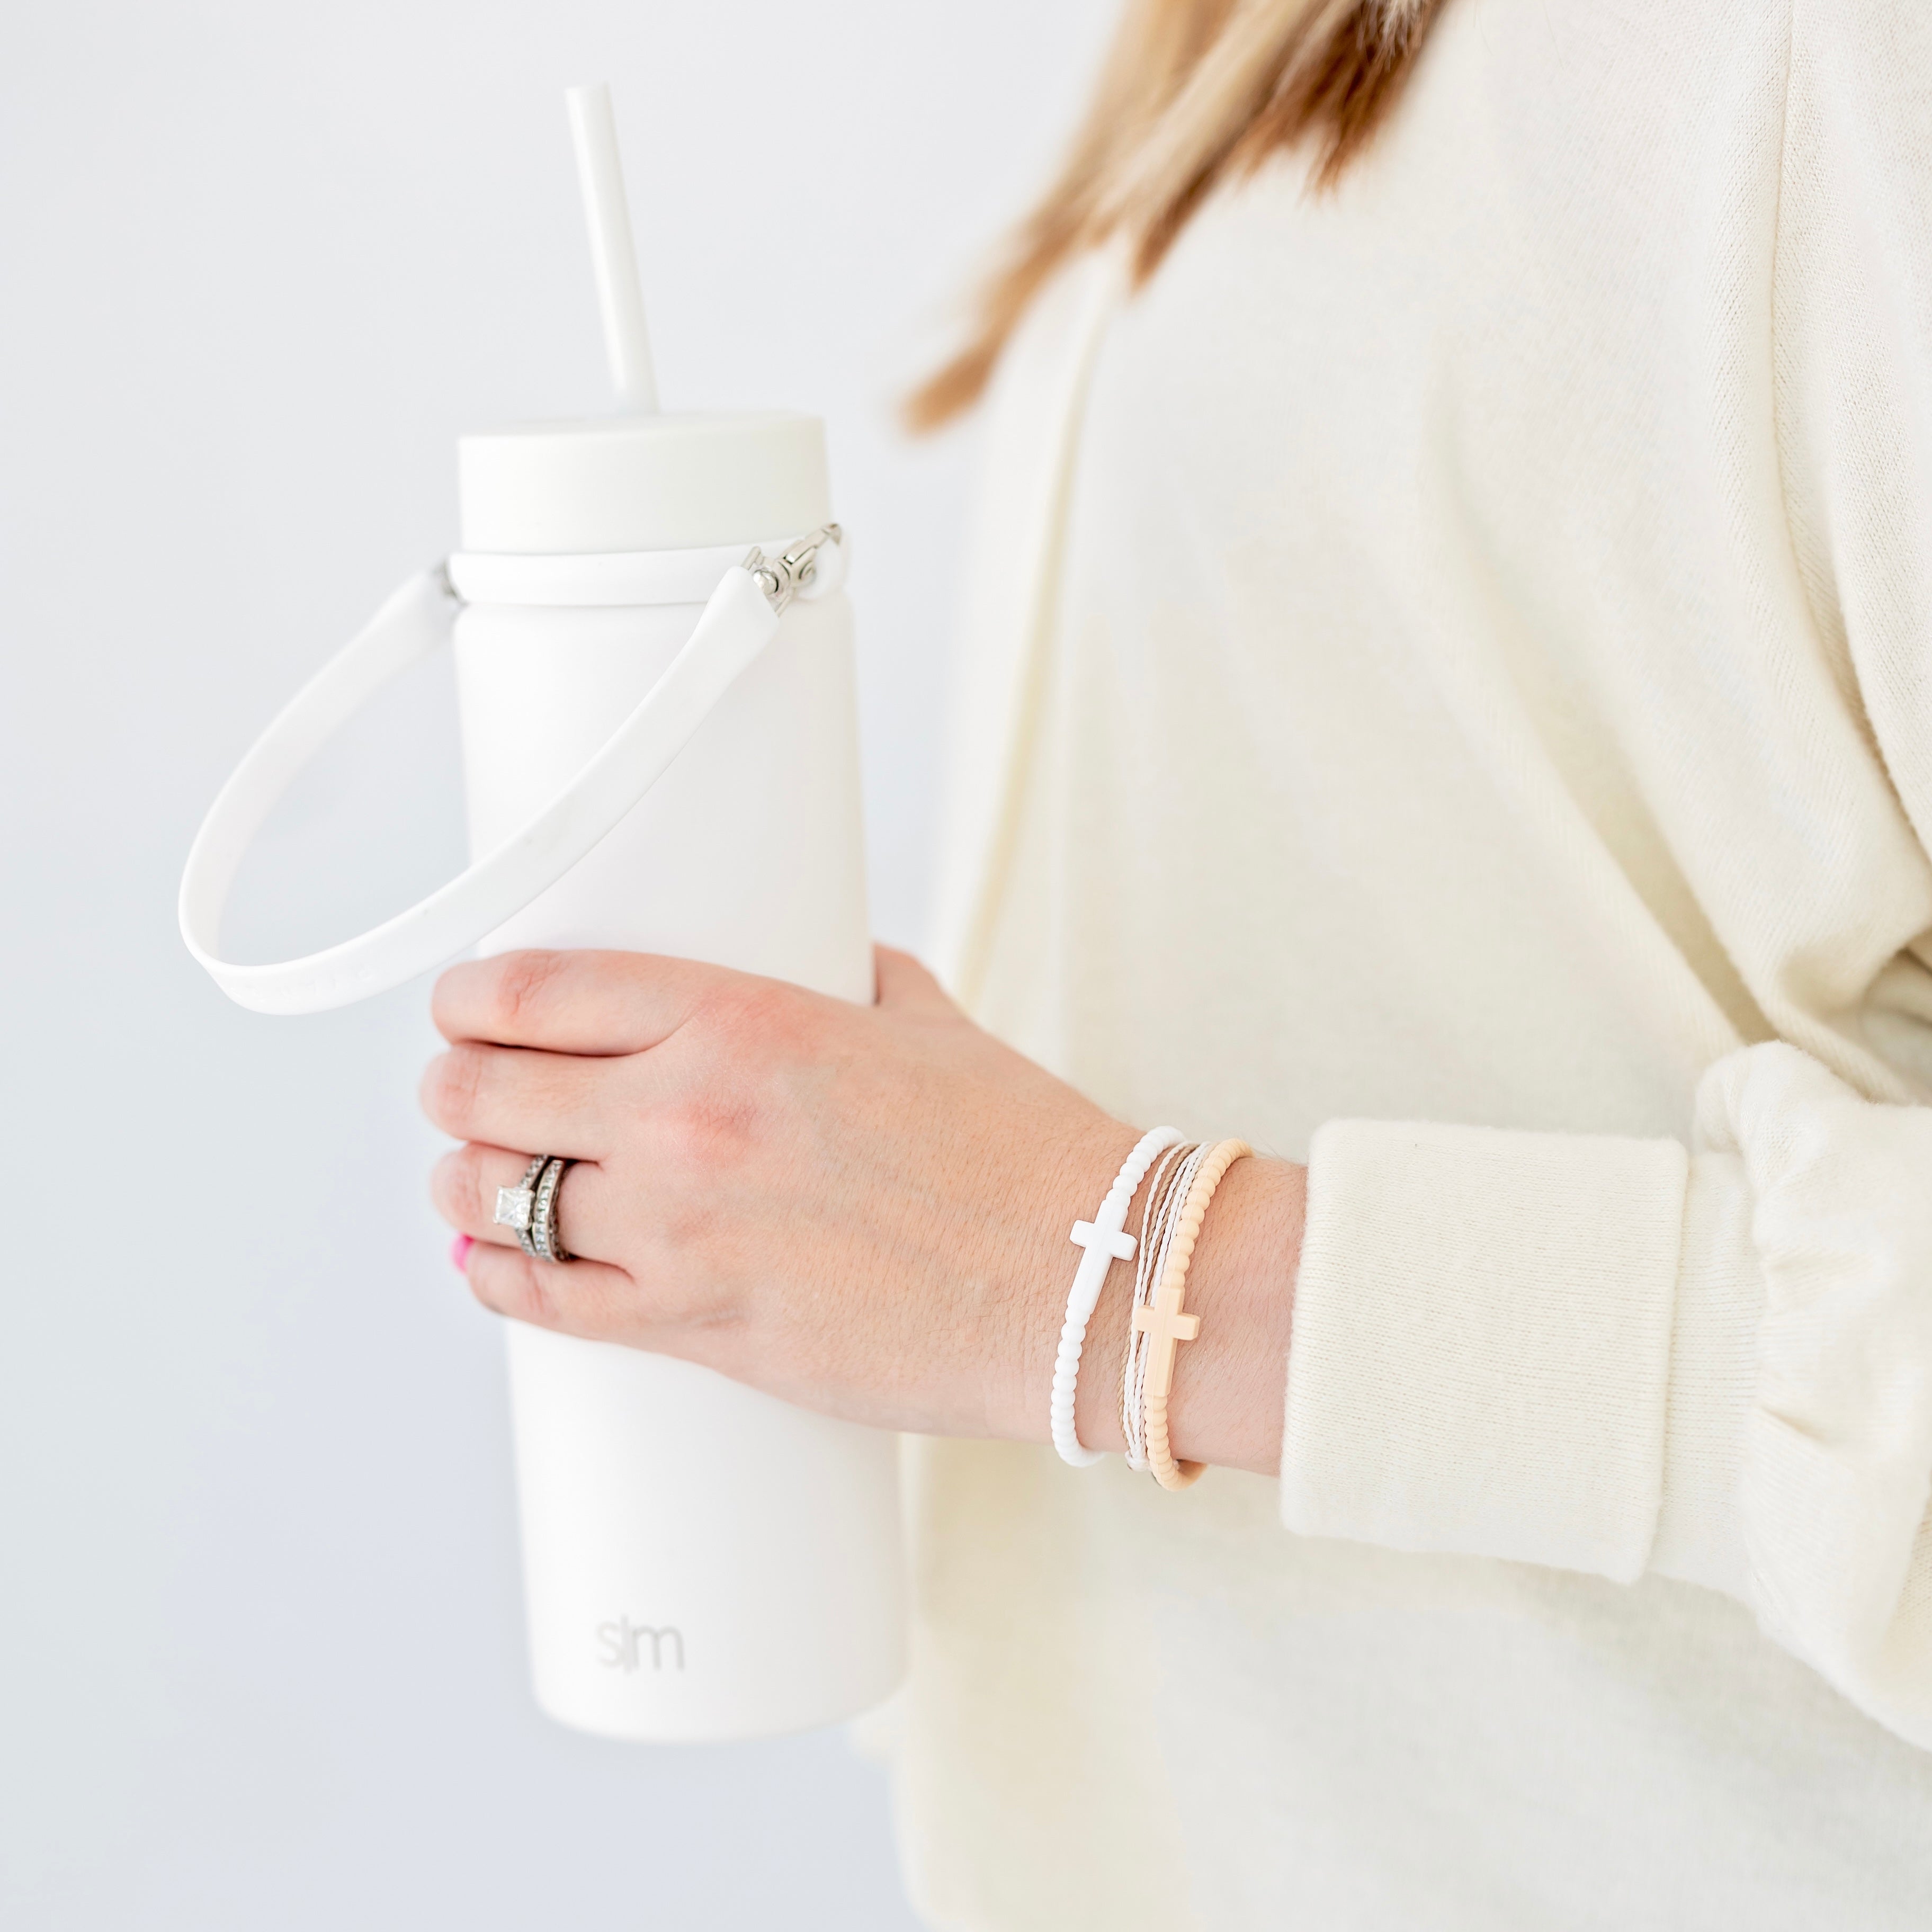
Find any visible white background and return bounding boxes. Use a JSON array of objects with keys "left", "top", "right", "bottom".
[{"left": 0, "top": 3, "right": 1113, "bottom": 1924}]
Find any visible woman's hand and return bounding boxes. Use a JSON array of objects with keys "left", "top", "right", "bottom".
[{"left": 422, "top": 947, "right": 1304, "bottom": 1474}]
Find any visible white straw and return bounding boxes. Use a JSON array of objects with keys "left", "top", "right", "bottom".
[{"left": 564, "top": 83, "right": 659, "bottom": 412}]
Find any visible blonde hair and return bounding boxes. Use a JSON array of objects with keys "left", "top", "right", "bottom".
[{"left": 906, "top": 0, "right": 1447, "bottom": 430}]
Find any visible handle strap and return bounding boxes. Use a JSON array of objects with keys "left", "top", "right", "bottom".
[{"left": 178, "top": 530, "right": 843, "bottom": 1015}]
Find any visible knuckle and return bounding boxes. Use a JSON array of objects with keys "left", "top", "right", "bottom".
[
  {"left": 634, "top": 1273, "right": 713, "bottom": 1334},
  {"left": 473, "top": 1249, "right": 562, "bottom": 1330},
  {"left": 654, "top": 1090, "right": 758, "bottom": 1175},
  {"left": 428, "top": 1045, "right": 486, "bottom": 1125},
  {"left": 615, "top": 1229, "right": 721, "bottom": 1331},
  {"left": 428, "top": 1151, "right": 467, "bottom": 1223},
  {"left": 705, "top": 977, "right": 818, "bottom": 1063},
  {"left": 453, "top": 1146, "right": 495, "bottom": 1224},
  {"left": 492, "top": 950, "right": 567, "bottom": 1033}
]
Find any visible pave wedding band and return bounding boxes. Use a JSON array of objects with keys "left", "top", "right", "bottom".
[
  {"left": 530, "top": 1156, "right": 574, "bottom": 1264},
  {"left": 494, "top": 1155, "right": 573, "bottom": 1263}
]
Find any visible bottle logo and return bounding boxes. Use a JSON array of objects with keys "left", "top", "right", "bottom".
[{"left": 597, "top": 1616, "right": 685, "bottom": 1673}]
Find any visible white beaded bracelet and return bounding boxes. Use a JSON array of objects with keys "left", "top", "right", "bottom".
[{"left": 1050, "top": 1126, "right": 1183, "bottom": 1467}]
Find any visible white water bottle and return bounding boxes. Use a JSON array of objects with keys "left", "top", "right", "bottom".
[
  {"left": 456, "top": 409, "right": 904, "bottom": 1741},
  {"left": 178, "top": 87, "right": 906, "bottom": 1741}
]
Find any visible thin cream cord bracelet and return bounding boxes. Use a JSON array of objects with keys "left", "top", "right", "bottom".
[
  {"left": 1122, "top": 1142, "right": 1202, "bottom": 1471},
  {"left": 1133, "top": 1138, "right": 1251, "bottom": 1492}
]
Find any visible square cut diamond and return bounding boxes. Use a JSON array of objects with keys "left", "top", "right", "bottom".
[{"left": 494, "top": 1186, "right": 535, "bottom": 1232}]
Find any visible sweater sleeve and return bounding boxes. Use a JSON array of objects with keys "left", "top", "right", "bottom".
[
  {"left": 1281, "top": 0, "right": 1932, "bottom": 1751},
  {"left": 1282, "top": 1059, "right": 1932, "bottom": 1750}
]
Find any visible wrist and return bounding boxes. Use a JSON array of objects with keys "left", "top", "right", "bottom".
[
  {"left": 1166, "top": 1155, "right": 1304, "bottom": 1475},
  {"left": 1005, "top": 1116, "right": 1146, "bottom": 1449},
  {"left": 1069, "top": 1148, "right": 1305, "bottom": 1477}
]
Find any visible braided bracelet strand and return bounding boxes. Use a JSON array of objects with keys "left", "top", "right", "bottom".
[
  {"left": 1122, "top": 1142, "right": 1202, "bottom": 1471},
  {"left": 1133, "top": 1138, "right": 1252, "bottom": 1492}
]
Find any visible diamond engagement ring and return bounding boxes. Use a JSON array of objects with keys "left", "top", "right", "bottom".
[
  {"left": 494, "top": 1155, "right": 574, "bottom": 1263},
  {"left": 495, "top": 1156, "right": 550, "bottom": 1258}
]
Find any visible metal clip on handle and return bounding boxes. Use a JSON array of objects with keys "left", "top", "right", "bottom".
[{"left": 744, "top": 524, "right": 843, "bottom": 613}]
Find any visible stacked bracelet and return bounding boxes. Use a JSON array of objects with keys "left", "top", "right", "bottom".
[
  {"left": 1050, "top": 1125, "right": 1183, "bottom": 1467},
  {"left": 1122, "top": 1140, "right": 1204, "bottom": 1471},
  {"left": 1127, "top": 1138, "right": 1251, "bottom": 1491}
]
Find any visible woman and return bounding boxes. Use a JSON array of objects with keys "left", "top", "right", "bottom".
[{"left": 424, "top": 1, "right": 1932, "bottom": 1924}]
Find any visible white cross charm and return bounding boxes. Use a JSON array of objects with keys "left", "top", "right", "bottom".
[{"left": 1069, "top": 1218, "right": 1138, "bottom": 1265}]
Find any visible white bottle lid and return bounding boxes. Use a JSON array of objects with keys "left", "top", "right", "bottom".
[{"left": 459, "top": 410, "right": 832, "bottom": 554}]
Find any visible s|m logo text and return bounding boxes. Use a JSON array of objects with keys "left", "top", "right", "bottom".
[{"left": 597, "top": 1616, "right": 685, "bottom": 1672}]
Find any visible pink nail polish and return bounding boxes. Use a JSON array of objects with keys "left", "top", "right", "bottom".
[{"left": 450, "top": 1233, "right": 475, "bottom": 1270}]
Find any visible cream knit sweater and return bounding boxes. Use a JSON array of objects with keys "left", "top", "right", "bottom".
[{"left": 883, "top": 1, "right": 1932, "bottom": 1926}]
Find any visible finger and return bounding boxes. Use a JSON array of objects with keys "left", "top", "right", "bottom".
[
  {"left": 458, "top": 1236, "right": 640, "bottom": 1343},
  {"left": 431, "top": 1143, "right": 618, "bottom": 1264},
  {"left": 432, "top": 949, "right": 723, "bottom": 1054},
  {"left": 419, "top": 1042, "right": 614, "bottom": 1158},
  {"left": 874, "top": 944, "right": 960, "bottom": 1017}
]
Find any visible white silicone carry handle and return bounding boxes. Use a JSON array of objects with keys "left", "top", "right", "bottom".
[{"left": 178, "top": 549, "right": 817, "bottom": 1016}]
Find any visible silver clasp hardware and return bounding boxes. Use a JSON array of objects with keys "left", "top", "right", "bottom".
[{"left": 743, "top": 523, "right": 842, "bottom": 614}]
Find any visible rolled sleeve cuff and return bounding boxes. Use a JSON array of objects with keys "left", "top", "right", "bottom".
[{"left": 1281, "top": 1118, "right": 1690, "bottom": 1582}]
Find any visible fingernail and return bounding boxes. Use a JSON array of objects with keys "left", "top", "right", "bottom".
[{"left": 450, "top": 1233, "right": 474, "bottom": 1271}]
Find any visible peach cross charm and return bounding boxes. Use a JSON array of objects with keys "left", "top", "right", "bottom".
[{"left": 1132, "top": 1276, "right": 1202, "bottom": 1400}]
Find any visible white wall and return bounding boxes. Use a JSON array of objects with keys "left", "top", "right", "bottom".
[{"left": 0, "top": 3, "right": 1113, "bottom": 1924}]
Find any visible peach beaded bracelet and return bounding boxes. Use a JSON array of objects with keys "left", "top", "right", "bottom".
[{"left": 1129, "top": 1137, "right": 1251, "bottom": 1491}]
